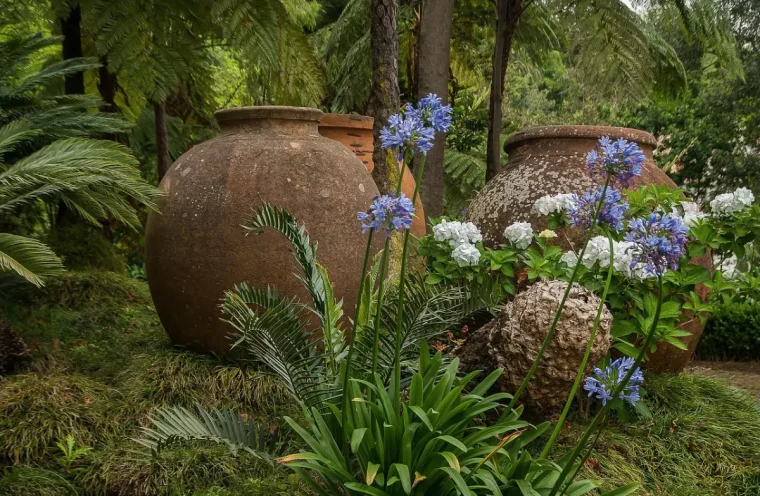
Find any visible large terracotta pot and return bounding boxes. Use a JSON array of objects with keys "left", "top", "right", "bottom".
[
  {"left": 146, "top": 107, "right": 380, "bottom": 355},
  {"left": 464, "top": 125, "right": 709, "bottom": 373},
  {"left": 318, "top": 113, "right": 426, "bottom": 237}
]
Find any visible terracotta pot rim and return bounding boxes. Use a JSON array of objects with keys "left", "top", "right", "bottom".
[
  {"left": 504, "top": 125, "right": 657, "bottom": 151},
  {"left": 215, "top": 106, "right": 323, "bottom": 124},
  {"left": 319, "top": 113, "right": 374, "bottom": 129}
]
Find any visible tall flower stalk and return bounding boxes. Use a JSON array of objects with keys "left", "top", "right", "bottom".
[{"left": 508, "top": 138, "right": 642, "bottom": 411}]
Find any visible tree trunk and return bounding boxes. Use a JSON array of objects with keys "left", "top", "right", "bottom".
[
  {"left": 485, "top": 0, "right": 524, "bottom": 182},
  {"left": 366, "top": 0, "right": 401, "bottom": 195},
  {"left": 155, "top": 102, "right": 170, "bottom": 182},
  {"left": 97, "top": 57, "right": 119, "bottom": 114},
  {"left": 60, "top": 5, "right": 85, "bottom": 95},
  {"left": 415, "top": 0, "right": 455, "bottom": 221}
]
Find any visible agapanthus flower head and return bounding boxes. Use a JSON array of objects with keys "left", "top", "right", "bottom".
[
  {"left": 625, "top": 213, "right": 689, "bottom": 277},
  {"left": 567, "top": 187, "right": 628, "bottom": 232},
  {"left": 584, "top": 357, "right": 644, "bottom": 406},
  {"left": 586, "top": 137, "right": 645, "bottom": 189},
  {"left": 379, "top": 109, "right": 434, "bottom": 158},
  {"left": 357, "top": 192, "right": 415, "bottom": 236},
  {"left": 415, "top": 93, "right": 453, "bottom": 133}
]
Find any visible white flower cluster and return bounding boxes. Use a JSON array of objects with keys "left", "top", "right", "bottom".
[
  {"left": 710, "top": 187, "right": 755, "bottom": 216},
  {"left": 569, "top": 236, "right": 649, "bottom": 280},
  {"left": 715, "top": 254, "right": 740, "bottom": 280},
  {"left": 504, "top": 222, "right": 534, "bottom": 250},
  {"left": 532, "top": 193, "right": 576, "bottom": 216},
  {"left": 433, "top": 219, "right": 483, "bottom": 247},
  {"left": 433, "top": 219, "right": 483, "bottom": 267},
  {"left": 679, "top": 201, "right": 707, "bottom": 227}
]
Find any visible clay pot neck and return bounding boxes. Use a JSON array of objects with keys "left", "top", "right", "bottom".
[{"left": 215, "top": 106, "right": 323, "bottom": 137}]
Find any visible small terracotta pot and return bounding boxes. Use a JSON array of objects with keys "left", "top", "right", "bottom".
[
  {"left": 465, "top": 125, "right": 711, "bottom": 373},
  {"left": 319, "top": 113, "right": 426, "bottom": 237},
  {"left": 146, "top": 106, "right": 381, "bottom": 356}
]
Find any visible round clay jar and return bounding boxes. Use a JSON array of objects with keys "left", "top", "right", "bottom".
[{"left": 146, "top": 106, "right": 380, "bottom": 355}]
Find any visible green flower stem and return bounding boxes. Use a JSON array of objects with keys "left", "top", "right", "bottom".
[
  {"left": 507, "top": 179, "right": 611, "bottom": 411},
  {"left": 391, "top": 156, "right": 426, "bottom": 407},
  {"left": 566, "top": 412, "right": 609, "bottom": 487},
  {"left": 549, "top": 276, "right": 665, "bottom": 496},
  {"left": 340, "top": 228, "right": 374, "bottom": 458},
  {"left": 369, "top": 152, "right": 407, "bottom": 380},
  {"left": 540, "top": 234, "right": 615, "bottom": 459}
]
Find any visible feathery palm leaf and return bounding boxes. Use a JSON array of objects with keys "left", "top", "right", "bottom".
[
  {"left": 0, "top": 233, "right": 64, "bottom": 288},
  {"left": 138, "top": 404, "right": 285, "bottom": 459}
]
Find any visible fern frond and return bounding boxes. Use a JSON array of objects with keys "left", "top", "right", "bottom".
[
  {"left": 0, "top": 233, "right": 64, "bottom": 287},
  {"left": 138, "top": 404, "right": 283, "bottom": 459}
]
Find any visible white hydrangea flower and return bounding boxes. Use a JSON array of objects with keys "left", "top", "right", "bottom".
[
  {"left": 538, "top": 229, "right": 557, "bottom": 239},
  {"left": 710, "top": 188, "right": 755, "bottom": 216},
  {"left": 582, "top": 236, "right": 612, "bottom": 269},
  {"left": 612, "top": 241, "right": 635, "bottom": 274},
  {"left": 680, "top": 201, "right": 707, "bottom": 227},
  {"left": 734, "top": 187, "right": 755, "bottom": 207},
  {"left": 452, "top": 243, "right": 481, "bottom": 267},
  {"left": 433, "top": 219, "right": 483, "bottom": 247},
  {"left": 560, "top": 250, "right": 578, "bottom": 268},
  {"left": 504, "top": 222, "right": 534, "bottom": 250},
  {"left": 715, "top": 254, "right": 740, "bottom": 280},
  {"left": 532, "top": 193, "right": 576, "bottom": 216}
]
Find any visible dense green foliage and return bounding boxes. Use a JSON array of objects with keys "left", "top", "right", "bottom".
[{"left": 697, "top": 303, "right": 760, "bottom": 360}]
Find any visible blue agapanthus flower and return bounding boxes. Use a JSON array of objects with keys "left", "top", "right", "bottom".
[
  {"left": 379, "top": 95, "right": 451, "bottom": 158},
  {"left": 414, "top": 93, "right": 453, "bottom": 133},
  {"left": 625, "top": 213, "right": 689, "bottom": 277},
  {"left": 567, "top": 186, "right": 629, "bottom": 232},
  {"left": 357, "top": 192, "right": 415, "bottom": 236},
  {"left": 584, "top": 357, "right": 644, "bottom": 406},
  {"left": 587, "top": 137, "right": 645, "bottom": 189}
]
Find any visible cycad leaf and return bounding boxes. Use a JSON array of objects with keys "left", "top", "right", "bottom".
[{"left": 0, "top": 233, "right": 64, "bottom": 287}]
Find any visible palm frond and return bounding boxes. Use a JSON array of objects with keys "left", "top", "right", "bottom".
[
  {"left": 0, "top": 119, "right": 39, "bottom": 160},
  {"left": 0, "top": 138, "right": 160, "bottom": 228},
  {"left": 245, "top": 202, "right": 326, "bottom": 317},
  {"left": 138, "top": 404, "right": 284, "bottom": 459},
  {"left": 221, "top": 283, "right": 340, "bottom": 411},
  {"left": 0, "top": 233, "right": 64, "bottom": 287}
]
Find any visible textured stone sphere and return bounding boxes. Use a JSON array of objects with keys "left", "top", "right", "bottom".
[
  {"left": 146, "top": 107, "right": 380, "bottom": 356},
  {"left": 488, "top": 280, "right": 612, "bottom": 414}
]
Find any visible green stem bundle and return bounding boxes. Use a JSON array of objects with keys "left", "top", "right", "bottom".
[
  {"left": 540, "top": 234, "right": 615, "bottom": 459},
  {"left": 548, "top": 276, "right": 665, "bottom": 496}
]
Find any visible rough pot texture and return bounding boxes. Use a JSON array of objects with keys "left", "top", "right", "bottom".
[
  {"left": 146, "top": 106, "right": 381, "bottom": 355},
  {"left": 464, "top": 125, "right": 710, "bottom": 373},
  {"left": 458, "top": 280, "right": 611, "bottom": 415},
  {"left": 318, "top": 113, "right": 426, "bottom": 237}
]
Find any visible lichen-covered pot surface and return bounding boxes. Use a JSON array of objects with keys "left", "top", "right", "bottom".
[
  {"left": 465, "top": 125, "right": 665, "bottom": 250},
  {"left": 318, "top": 113, "right": 426, "bottom": 237},
  {"left": 146, "top": 106, "right": 381, "bottom": 355},
  {"left": 465, "top": 125, "right": 710, "bottom": 373}
]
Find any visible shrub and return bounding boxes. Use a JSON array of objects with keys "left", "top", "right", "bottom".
[{"left": 697, "top": 303, "right": 760, "bottom": 360}]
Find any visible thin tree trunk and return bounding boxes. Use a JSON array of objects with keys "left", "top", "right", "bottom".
[
  {"left": 415, "top": 0, "right": 455, "bottom": 220},
  {"left": 155, "top": 102, "right": 170, "bottom": 182},
  {"left": 61, "top": 5, "right": 84, "bottom": 95},
  {"left": 486, "top": 0, "right": 524, "bottom": 182},
  {"left": 366, "top": 0, "right": 401, "bottom": 195}
]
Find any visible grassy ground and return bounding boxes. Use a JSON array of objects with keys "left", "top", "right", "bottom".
[{"left": 1, "top": 271, "right": 759, "bottom": 495}]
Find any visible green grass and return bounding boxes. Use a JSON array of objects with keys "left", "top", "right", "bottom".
[
  {"left": 2, "top": 270, "right": 760, "bottom": 495},
  {"left": 0, "top": 270, "right": 303, "bottom": 495},
  {"left": 563, "top": 374, "right": 760, "bottom": 495}
]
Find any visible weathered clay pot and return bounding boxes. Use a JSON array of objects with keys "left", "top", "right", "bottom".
[
  {"left": 464, "top": 125, "right": 709, "bottom": 373},
  {"left": 146, "top": 107, "right": 380, "bottom": 355},
  {"left": 318, "top": 113, "right": 426, "bottom": 237}
]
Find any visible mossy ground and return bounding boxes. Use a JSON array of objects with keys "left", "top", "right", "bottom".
[{"left": 1, "top": 270, "right": 759, "bottom": 495}]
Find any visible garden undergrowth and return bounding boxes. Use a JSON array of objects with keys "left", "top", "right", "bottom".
[{"left": 1, "top": 270, "right": 759, "bottom": 495}]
